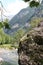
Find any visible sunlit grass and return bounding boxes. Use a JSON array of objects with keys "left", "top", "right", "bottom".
[
  {"left": 0, "top": 44, "right": 18, "bottom": 49},
  {"left": 0, "top": 44, "right": 13, "bottom": 49}
]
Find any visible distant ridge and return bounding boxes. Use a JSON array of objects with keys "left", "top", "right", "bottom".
[{"left": 5, "top": 3, "right": 43, "bottom": 35}]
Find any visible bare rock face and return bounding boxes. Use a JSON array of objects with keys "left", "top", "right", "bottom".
[{"left": 18, "top": 22, "right": 43, "bottom": 65}]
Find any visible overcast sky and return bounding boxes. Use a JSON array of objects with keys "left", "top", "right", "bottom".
[{"left": 0, "top": 0, "right": 28, "bottom": 16}]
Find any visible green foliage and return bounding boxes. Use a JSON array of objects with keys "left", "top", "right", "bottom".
[
  {"left": 23, "top": 0, "right": 40, "bottom": 7},
  {"left": 0, "top": 29, "right": 14, "bottom": 45},
  {"left": 3, "top": 19, "right": 10, "bottom": 29},
  {"left": 0, "top": 28, "right": 25, "bottom": 48},
  {"left": 3, "top": 22, "right": 10, "bottom": 29},
  {"left": 0, "top": 22, "right": 3, "bottom": 28},
  {"left": 30, "top": 1, "right": 35, "bottom": 7},
  {"left": 30, "top": 17, "right": 43, "bottom": 28},
  {"left": 35, "top": 2, "right": 39, "bottom": 7},
  {"left": 23, "top": 0, "right": 30, "bottom": 2},
  {"left": 30, "top": 1, "right": 39, "bottom": 7},
  {"left": 0, "top": 19, "right": 10, "bottom": 29},
  {"left": 13, "top": 29, "right": 25, "bottom": 43}
]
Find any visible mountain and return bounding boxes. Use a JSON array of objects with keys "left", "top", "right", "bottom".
[{"left": 5, "top": 2, "right": 43, "bottom": 35}]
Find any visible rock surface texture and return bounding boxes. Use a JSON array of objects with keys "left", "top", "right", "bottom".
[{"left": 18, "top": 21, "right": 43, "bottom": 65}]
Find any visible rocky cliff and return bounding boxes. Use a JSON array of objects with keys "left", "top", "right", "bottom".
[{"left": 18, "top": 21, "right": 43, "bottom": 65}]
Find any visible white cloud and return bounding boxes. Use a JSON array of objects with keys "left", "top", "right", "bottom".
[{"left": 4, "top": 0, "right": 28, "bottom": 16}]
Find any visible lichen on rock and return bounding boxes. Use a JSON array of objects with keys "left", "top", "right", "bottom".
[{"left": 18, "top": 21, "right": 43, "bottom": 65}]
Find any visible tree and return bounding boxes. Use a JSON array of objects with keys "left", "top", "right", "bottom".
[
  {"left": 3, "top": 19, "right": 10, "bottom": 29},
  {"left": 23, "top": 0, "right": 41, "bottom": 7},
  {"left": 0, "top": 18, "right": 10, "bottom": 29},
  {"left": 0, "top": 18, "right": 10, "bottom": 45}
]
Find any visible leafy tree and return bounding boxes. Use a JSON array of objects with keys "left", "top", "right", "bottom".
[
  {"left": 0, "top": 18, "right": 10, "bottom": 45},
  {"left": 3, "top": 19, "right": 10, "bottom": 29},
  {"left": 0, "top": 18, "right": 10, "bottom": 29},
  {"left": 23, "top": 0, "right": 41, "bottom": 7}
]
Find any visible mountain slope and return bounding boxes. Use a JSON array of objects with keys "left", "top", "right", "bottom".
[{"left": 5, "top": 3, "right": 43, "bottom": 35}]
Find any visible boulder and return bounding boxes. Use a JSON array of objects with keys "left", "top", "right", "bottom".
[{"left": 18, "top": 21, "right": 43, "bottom": 65}]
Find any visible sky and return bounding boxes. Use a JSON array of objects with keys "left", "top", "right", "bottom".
[{"left": 0, "top": 0, "right": 28, "bottom": 16}]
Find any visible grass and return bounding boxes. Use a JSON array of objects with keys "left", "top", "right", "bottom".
[
  {"left": 0, "top": 43, "right": 18, "bottom": 49},
  {"left": 0, "top": 44, "right": 14, "bottom": 49}
]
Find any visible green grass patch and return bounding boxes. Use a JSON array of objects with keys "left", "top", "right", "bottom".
[
  {"left": 0, "top": 44, "right": 13, "bottom": 49},
  {"left": 0, "top": 44, "right": 18, "bottom": 49}
]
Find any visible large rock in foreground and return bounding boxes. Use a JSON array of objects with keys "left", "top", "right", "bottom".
[{"left": 18, "top": 22, "right": 43, "bottom": 65}]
